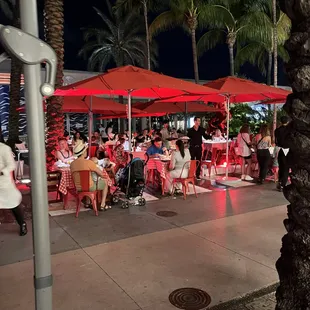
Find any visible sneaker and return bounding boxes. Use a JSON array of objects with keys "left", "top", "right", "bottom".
[
  {"left": 245, "top": 175, "right": 254, "bottom": 181},
  {"left": 196, "top": 177, "right": 201, "bottom": 181},
  {"left": 20, "top": 222, "right": 28, "bottom": 236},
  {"left": 241, "top": 175, "right": 245, "bottom": 180}
]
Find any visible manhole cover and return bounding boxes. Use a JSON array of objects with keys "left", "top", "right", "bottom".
[
  {"left": 156, "top": 211, "right": 177, "bottom": 217},
  {"left": 169, "top": 288, "right": 211, "bottom": 310}
]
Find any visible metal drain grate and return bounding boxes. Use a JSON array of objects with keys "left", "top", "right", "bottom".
[
  {"left": 156, "top": 211, "right": 178, "bottom": 217},
  {"left": 169, "top": 288, "right": 211, "bottom": 310}
]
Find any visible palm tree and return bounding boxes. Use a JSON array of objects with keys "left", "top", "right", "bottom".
[
  {"left": 79, "top": 2, "right": 156, "bottom": 71},
  {"left": 235, "top": 11, "right": 291, "bottom": 85},
  {"left": 44, "top": 0, "right": 65, "bottom": 170},
  {"left": 276, "top": 1, "right": 310, "bottom": 309},
  {"left": 197, "top": 0, "right": 271, "bottom": 76},
  {"left": 0, "top": 0, "right": 22, "bottom": 141},
  {"left": 149, "top": 0, "right": 213, "bottom": 84},
  {"left": 114, "top": 0, "right": 161, "bottom": 70}
]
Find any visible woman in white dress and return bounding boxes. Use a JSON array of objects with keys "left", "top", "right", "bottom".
[
  {"left": 0, "top": 142, "right": 27, "bottom": 236},
  {"left": 165, "top": 140, "right": 191, "bottom": 193}
]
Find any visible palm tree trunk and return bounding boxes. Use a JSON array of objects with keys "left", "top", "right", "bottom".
[
  {"left": 8, "top": 1, "right": 21, "bottom": 141},
  {"left": 142, "top": 0, "right": 151, "bottom": 70},
  {"left": 228, "top": 44, "right": 234, "bottom": 76},
  {"left": 276, "top": 2, "right": 310, "bottom": 309},
  {"left": 267, "top": 51, "right": 272, "bottom": 86},
  {"left": 272, "top": 0, "right": 278, "bottom": 135},
  {"left": 44, "top": 0, "right": 64, "bottom": 170},
  {"left": 190, "top": 27, "right": 199, "bottom": 84}
]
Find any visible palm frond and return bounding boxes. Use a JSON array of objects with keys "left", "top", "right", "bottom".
[
  {"left": 199, "top": 5, "right": 236, "bottom": 30},
  {"left": 235, "top": 42, "right": 267, "bottom": 75},
  {"left": 0, "top": 0, "right": 14, "bottom": 20},
  {"left": 197, "top": 29, "right": 225, "bottom": 58},
  {"left": 278, "top": 44, "right": 290, "bottom": 63},
  {"left": 277, "top": 12, "right": 291, "bottom": 44},
  {"left": 149, "top": 10, "right": 182, "bottom": 39},
  {"left": 93, "top": 7, "right": 117, "bottom": 37}
]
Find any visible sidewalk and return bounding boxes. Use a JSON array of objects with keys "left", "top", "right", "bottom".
[{"left": 0, "top": 184, "right": 286, "bottom": 309}]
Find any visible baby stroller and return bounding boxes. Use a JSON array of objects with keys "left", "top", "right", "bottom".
[{"left": 112, "top": 154, "right": 149, "bottom": 208}]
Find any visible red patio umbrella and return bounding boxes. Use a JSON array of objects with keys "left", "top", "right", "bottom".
[
  {"left": 133, "top": 100, "right": 222, "bottom": 114},
  {"left": 18, "top": 96, "right": 143, "bottom": 114},
  {"left": 53, "top": 65, "right": 223, "bottom": 150}
]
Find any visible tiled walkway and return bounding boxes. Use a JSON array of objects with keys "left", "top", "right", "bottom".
[{"left": 0, "top": 183, "right": 287, "bottom": 309}]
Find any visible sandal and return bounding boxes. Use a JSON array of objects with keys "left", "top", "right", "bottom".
[{"left": 99, "top": 204, "right": 112, "bottom": 211}]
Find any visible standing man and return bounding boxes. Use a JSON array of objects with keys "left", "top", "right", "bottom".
[
  {"left": 275, "top": 116, "right": 290, "bottom": 191},
  {"left": 160, "top": 120, "right": 170, "bottom": 148},
  {"left": 187, "top": 116, "right": 210, "bottom": 180}
]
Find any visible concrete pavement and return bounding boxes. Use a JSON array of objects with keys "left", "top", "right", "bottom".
[{"left": 0, "top": 183, "right": 287, "bottom": 309}]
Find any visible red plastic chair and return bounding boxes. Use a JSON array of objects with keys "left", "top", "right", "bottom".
[
  {"left": 89, "top": 145, "right": 98, "bottom": 158},
  {"left": 72, "top": 170, "right": 99, "bottom": 217},
  {"left": 171, "top": 160, "right": 200, "bottom": 200}
]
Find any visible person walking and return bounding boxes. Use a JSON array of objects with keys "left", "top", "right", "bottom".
[
  {"left": 187, "top": 116, "right": 210, "bottom": 180},
  {"left": 275, "top": 116, "right": 290, "bottom": 191},
  {"left": 0, "top": 142, "right": 27, "bottom": 236},
  {"left": 254, "top": 124, "right": 272, "bottom": 184}
]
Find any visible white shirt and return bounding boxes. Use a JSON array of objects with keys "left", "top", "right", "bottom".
[
  {"left": 0, "top": 143, "right": 22, "bottom": 209},
  {"left": 237, "top": 133, "right": 251, "bottom": 157}
]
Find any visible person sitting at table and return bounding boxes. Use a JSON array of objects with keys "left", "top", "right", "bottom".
[
  {"left": 93, "top": 130, "right": 103, "bottom": 145},
  {"left": 113, "top": 137, "right": 129, "bottom": 172},
  {"left": 70, "top": 143, "right": 110, "bottom": 211},
  {"left": 165, "top": 139, "right": 191, "bottom": 193},
  {"left": 72, "top": 130, "right": 87, "bottom": 146},
  {"left": 171, "top": 128, "right": 179, "bottom": 139},
  {"left": 56, "top": 138, "right": 73, "bottom": 163},
  {"left": 146, "top": 137, "right": 168, "bottom": 158},
  {"left": 136, "top": 129, "right": 150, "bottom": 143},
  {"left": 212, "top": 129, "right": 225, "bottom": 141}
]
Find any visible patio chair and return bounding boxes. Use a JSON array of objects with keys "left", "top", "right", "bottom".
[
  {"left": 89, "top": 145, "right": 98, "bottom": 158},
  {"left": 72, "top": 170, "right": 99, "bottom": 217},
  {"left": 171, "top": 160, "right": 200, "bottom": 200}
]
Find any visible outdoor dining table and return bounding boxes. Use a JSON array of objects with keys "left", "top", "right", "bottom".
[
  {"left": 147, "top": 158, "right": 170, "bottom": 195},
  {"left": 202, "top": 140, "right": 231, "bottom": 166},
  {"left": 55, "top": 167, "right": 75, "bottom": 209}
]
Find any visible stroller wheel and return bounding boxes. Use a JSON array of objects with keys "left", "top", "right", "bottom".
[
  {"left": 138, "top": 198, "right": 146, "bottom": 206},
  {"left": 121, "top": 201, "right": 129, "bottom": 209},
  {"left": 112, "top": 195, "right": 119, "bottom": 204}
]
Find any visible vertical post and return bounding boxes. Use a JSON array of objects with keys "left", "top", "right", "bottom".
[
  {"left": 225, "top": 97, "right": 230, "bottom": 178},
  {"left": 128, "top": 91, "right": 132, "bottom": 152},
  {"left": 184, "top": 102, "right": 188, "bottom": 133},
  {"left": 66, "top": 113, "right": 70, "bottom": 135},
  {"left": 19, "top": 1, "right": 53, "bottom": 309},
  {"left": 88, "top": 96, "right": 93, "bottom": 156}
]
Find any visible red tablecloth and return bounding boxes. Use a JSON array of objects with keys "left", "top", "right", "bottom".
[
  {"left": 58, "top": 168, "right": 75, "bottom": 195},
  {"left": 147, "top": 159, "right": 169, "bottom": 179}
]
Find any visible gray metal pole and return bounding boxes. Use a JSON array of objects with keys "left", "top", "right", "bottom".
[
  {"left": 128, "top": 91, "right": 132, "bottom": 152},
  {"left": 88, "top": 96, "right": 93, "bottom": 157},
  {"left": 19, "top": 1, "right": 53, "bottom": 309},
  {"left": 225, "top": 98, "right": 230, "bottom": 178}
]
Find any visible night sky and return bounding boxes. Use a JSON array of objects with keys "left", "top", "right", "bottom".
[{"left": 0, "top": 0, "right": 288, "bottom": 86}]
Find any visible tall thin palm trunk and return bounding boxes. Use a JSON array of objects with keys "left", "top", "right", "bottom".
[
  {"left": 8, "top": 1, "right": 21, "bottom": 141},
  {"left": 142, "top": 0, "right": 151, "bottom": 70},
  {"left": 267, "top": 51, "right": 272, "bottom": 85},
  {"left": 44, "top": 0, "right": 65, "bottom": 170},
  {"left": 276, "top": 1, "right": 310, "bottom": 309},
  {"left": 272, "top": 0, "right": 278, "bottom": 135},
  {"left": 228, "top": 44, "right": 234, "bottom": 76},
  {"left": 190, "top": 27, "right": 199, "bottom": 84}
]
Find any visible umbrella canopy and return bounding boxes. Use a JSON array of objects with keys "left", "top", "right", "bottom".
[
  {"left": 54, "top": 65, "right": 222, "bottom": 100},
  {"left": 98, "top": 112, "right": 166, "bottom": 119},
  {"left": 18, "top": 96, "right": 143, "bottom": 114},
  {"left": 62, "top": 96, "right": 142, "bottom": 114},
  {"left": 157, "top": 77, "right": 290, "bottom": 104},
  {"left": 203, "top": 76, "right": 290, "bottom": 103},
  {"left": 133, "top": 100, "right": 222, "bottom": 114}
]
